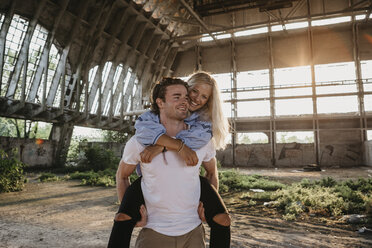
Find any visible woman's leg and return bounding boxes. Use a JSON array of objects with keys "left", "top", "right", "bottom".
[
  {"left": 199, "top": 176, "right": 231, "bottom": 248},
  {"left": 108, "top": 177, "right": 145, "bottom": 248}
]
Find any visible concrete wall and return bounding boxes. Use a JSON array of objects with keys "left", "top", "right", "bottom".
[
  {"left": 0, "top": 135, "right": 365, "bottom": 168},
  {"left": 363, "top": 141, "right": 372, "bottom": 166},
  {"left": 0, "top": 137, "right": 56, "bottom": 167},
  {"left": 216, "top": 130, "right": 364, "bottom": 167},
  {"left": 318, "top": 130, "right": 363, "bottom": 167},
  {"left": 216, "top": 143, "right": 316, "bottom": 167},
  {"left": 82, "top": 133, "right": 364, "bottom": 168}
]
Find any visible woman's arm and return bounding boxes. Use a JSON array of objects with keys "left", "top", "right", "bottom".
[
  {"left": 135, "top": 111, "right": 209, "bottom": 165},
  {"left": 201, "top": 157, "right": 219, "bottom": 191},
  {"left": 134, "top": 111, "right": 165, "bottom": 146},
  {"left": 176, "top": 119, "right": 212, "bottom": 150},
  {"left": 116, "top": 160, "right": 137, "bottom": 202},
  {"left": 135, "top": 111, "right": 212, "bottom": 150}
]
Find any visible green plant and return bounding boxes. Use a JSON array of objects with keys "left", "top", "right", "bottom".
[
  {"left": 0, "top": 149, "right": 25, "bottom": 193},
  {"left": 272, "top": 177, "right": 372, "bottom": 220},
  {"left": 103, "top": 130, "right": 133, "bottom": 143},
  {"left": 319, "top": 177, "right": 337, "bottom": 188},
  {"left": 273, "top": 183, "right": 345, "bottom": 217},
  {"left": 81, "top": 175, "right": 115, "bottom": 187},
  {"left": 39, "top": 172, "right": 59, "bottom": 182},
  {"left": 283, "top": 213, "right": 296, "bottom": 221},
  {"left": 68, "top": 169, "right": 138, "bottom": 187},
  {"left": 82, "top": 145, "right": 120, "bottom": 172},
  {"left": 218, "top": 170, "right": 285, "bottom": 193}
]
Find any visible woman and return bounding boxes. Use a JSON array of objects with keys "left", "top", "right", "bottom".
[{"left": 108, "top": 72, "right": 231, "bottom": 248}]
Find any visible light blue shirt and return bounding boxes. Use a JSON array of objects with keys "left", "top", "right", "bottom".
[
  {"left": 134, "top": 111, "right": 212, "bottom": 150},
  {"left": 134, "top": 111, "right": 213, "bottom": 176}
]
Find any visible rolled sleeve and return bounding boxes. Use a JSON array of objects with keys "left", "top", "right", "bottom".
[
  {"left": 176, "top": 120, "right": 212, "bottom": 150},
  {"left": 134, "top": 111, "right": 166, "bottom": 146}
]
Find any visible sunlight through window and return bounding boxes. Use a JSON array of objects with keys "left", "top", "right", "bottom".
[
  {"left": 2, "top": 15, "right": 29, "bottom": 97},
  {"left": 317, "top": 96, "right": 358, "bottom": 114},
  {"left": 272, "top": 21, "right": 308, "bottom": 32},
  {"left": 276, "top": 131, "right": 314, "bottom": 143},
  {"left": 315, "top": 62, "right": 357, "bottom": 95},
  {"left": 311, "top": 16, "right": 351, "bottom": 26},
  {"left": 222, "top": 102, "right": 232, "bottom": 118},
  {"left": 361, "top": 60, "right": 372, "bottom": 92},
  {"left": 274, "top": 66, "right": 312, "bottom": 98},
  {"left": 234, "top": 27, "right": 268, "bottom": 37},
  {"left": 237, "top": 100, "right": 270, "bottom": 117},
  {"left": 367, "top": 130, "right": 372, "bottom": 140},
  {"left": 274, "top": 66, "right": 312, "bottom": 86},
  {"left": 355, "top": 14, "right": 366, "bottom": 20},
  {"left": 237, "top": 132, "right": 269, "bottom": 144},
  {"left": 365, "top": 95, "right": 372, "bottom": 112},
  {"left": 200, "top": 32, "right": 231, "bottom": 42},
  {"left": 237, "top": 70, "right": 269, "bottom": 88},
  {"left": 213, "top": 73, "right": 231, "bottom": 90},
  {"left": 276, "top": 98, "right": 313, "bottom": 116}
]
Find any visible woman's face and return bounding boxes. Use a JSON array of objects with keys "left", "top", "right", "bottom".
[{"left": 188, "top": 83, "right": 212, "bottom": 112}]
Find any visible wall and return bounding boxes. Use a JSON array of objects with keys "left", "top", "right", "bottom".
[
  {"left": 363, "top": 140, "right": 372, "bottom": 166},
  {"left": 0, "top": 137, "right": 56, "bottom": 167},
  {"left": 216, "top": 130, "right": 364, "bottom": 167},
  {"left": 82, "top": 136, "right": 364, "bottom": 168},
  {"left": 216, "top": 143, "right": 316, "bottom": 167},
  {"left": 0, "top": 135, "right": 365, "bottom": 168},
  {"left": 318, "top": 130, "right": 363, "bottom": 167}
]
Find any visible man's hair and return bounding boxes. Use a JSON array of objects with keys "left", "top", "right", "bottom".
[{"left": 150, "top": 77, "right": 189, "bottom": 114}]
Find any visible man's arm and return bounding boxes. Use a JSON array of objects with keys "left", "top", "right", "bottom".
[
  {"left": 202, "top": 157, "right": 219, "bottom": 191},
  {"left": 116, "top": 160, "right": 137, "bottom": 202}
]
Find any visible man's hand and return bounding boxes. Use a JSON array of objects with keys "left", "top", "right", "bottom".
[
  {"left": 178, "top": 145, "right": 199, "bottom": 166},
  {"left": 140, "top": 145, "right": 164, "bottom": 163},
  {"left": 198, "top": 202, "right": 206, "bottom": 222},
  {"left": 135, "top": 205, "right": 147, "bottom": 227}
]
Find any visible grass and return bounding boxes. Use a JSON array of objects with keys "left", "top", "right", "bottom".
[
  {"left": 241, "top": 176, "right": 372, "bottom": 221},
  {"left": 31, "top": 168, "right": 372, "bottom": 222},
  {"left": 38, "top": 172, "right": 60, "bottom": 182},
  {"left": 218, "top": 170, "right": 286, "bottom": 193}
]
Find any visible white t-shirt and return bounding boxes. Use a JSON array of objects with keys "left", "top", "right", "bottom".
[{"left": 121, "top": 137, "right": 216, "bottom": 236}]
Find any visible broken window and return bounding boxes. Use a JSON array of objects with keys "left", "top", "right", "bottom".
[
  {"left": 237, "top": 132, "right": 268, "bottom": 144},
  {"left": 276, "top": 131, "right": 314, "bottom": 143}
]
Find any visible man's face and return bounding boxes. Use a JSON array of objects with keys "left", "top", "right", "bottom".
[{"left": 157, "top": 84, "right": 189, "bottom": 120}]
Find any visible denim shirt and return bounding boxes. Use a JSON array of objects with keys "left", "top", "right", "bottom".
[
  {"left": 134, "top": 111, "right": 212, "bottom": 150},
  {"left": 134, "top": 111, "right": 212, "bottom": 176}
]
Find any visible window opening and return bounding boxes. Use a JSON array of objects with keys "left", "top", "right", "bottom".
[
  {"left": 276, "top": 131, "right": 314, "bottom": 143},
  {"left": 237, "top": 132, "right": 268, "bottom": 144}
]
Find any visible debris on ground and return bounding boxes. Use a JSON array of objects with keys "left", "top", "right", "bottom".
[{"left": 340, "top": 214, "right": 367, "bottom": 224}]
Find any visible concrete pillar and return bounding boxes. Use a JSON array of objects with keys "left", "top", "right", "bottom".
[
  {"left": 230, "top": 13, "right": 237, "bottom": 167},
  {"left": 268, "top": 21, "right": 276, "bottom": 167},
  {"left": 49, "top": 122, "right": 74, "bottom": 167},
  {"left": 307, "top": 0, "right": 320, "bottom": 165}
]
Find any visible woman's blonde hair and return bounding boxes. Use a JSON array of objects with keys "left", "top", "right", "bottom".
[{"left": 187, "top": 71, "right": 229, "bottom": 150}]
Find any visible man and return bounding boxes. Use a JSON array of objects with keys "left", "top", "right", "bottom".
[{"left": 111, "top": 78, "right": 218, "bottom": 247}]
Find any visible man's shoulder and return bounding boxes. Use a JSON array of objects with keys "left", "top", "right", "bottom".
[
  {"left": 197, "top": 140, "right": 215, "bottom": 152},
  {"left": 126, "top": 136, "right": 144, "bottom": 150},
  {"left": 137, "top": 111, "right": 159, "bottom": 122}
]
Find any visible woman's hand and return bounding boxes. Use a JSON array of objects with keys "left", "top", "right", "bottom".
[
  {"left": 135, "top": 204, "right": 147, "bottom": 227},
  {"left": 198, "top": 202, "right": 206, "bottom": 222},
  {"left": 178, "top": 144, "right": 199, "bottom": 166},
  {"left": 140, "top": 145, "right": 164, "bottom": 163}
]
